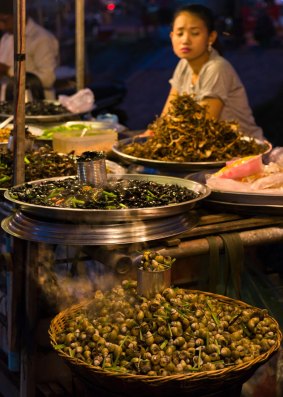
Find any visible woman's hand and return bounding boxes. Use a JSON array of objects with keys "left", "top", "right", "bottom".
[{"left": 137, "top": 129, "right": 154, "bottom": 137}]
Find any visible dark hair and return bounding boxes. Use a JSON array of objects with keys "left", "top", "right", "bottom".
[
  {"left": 172, "top": 4, "right": 222, "bottom": 54},
  {"left": 0, "top": 1, "right": 13, "bottom": 15},
  {"left": 172, "top": 4, "right": 215, "bottom": 33}
]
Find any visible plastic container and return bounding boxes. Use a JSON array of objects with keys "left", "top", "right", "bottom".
[
  {"left": 96, "top": 113, "right": 119, "bottom": 124},
  {"left": 52, "top": 128, "right": 117, "bottom": 155},
  {"left": 214, "top": 155, "right": 263, "bottom": 179}
]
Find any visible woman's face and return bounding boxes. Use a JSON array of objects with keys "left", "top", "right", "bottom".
[{"left": 170, "top": 11, "right": 216, "bottom": 63}]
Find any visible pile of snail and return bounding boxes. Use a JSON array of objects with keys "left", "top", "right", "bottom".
[
  {"left": 138, "top": 250, "right": 175, "bottom": 272},
  {"left": 52, "top": 280, "right": 279, "bottom": 376}
]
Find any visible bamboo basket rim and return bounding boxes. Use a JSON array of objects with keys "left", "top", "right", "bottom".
[{"left": 49, "top": 289, "right": 282, "bottom": 387}]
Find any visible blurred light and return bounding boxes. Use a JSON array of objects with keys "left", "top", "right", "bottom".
[{"left": 107, "top": 3, "right": 116, "bottom": 12}]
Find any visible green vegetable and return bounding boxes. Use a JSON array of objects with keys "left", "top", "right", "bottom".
[{"left": 41, "top": 124, "right": 92, "bottom": 139}]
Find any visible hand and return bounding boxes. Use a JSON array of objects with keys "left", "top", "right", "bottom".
[{"left": 137, "top": 129, "right": 154, "bottom": 137}]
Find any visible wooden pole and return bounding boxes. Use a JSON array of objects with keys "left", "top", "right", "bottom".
[
  {"left": 76, "top": 0, "right": 85, "bottom": 90},
  {"left": 13, "top": 0, "right": 26, "bottom": 185}
]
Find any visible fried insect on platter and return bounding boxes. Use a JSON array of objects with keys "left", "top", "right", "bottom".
[{"left": 122, "top": 94, "right": 268, "bottom": 162}]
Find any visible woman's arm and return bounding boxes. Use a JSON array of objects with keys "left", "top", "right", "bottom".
[
  {"left": 32, "top": 36, "right": 59, "bottom": 88},
  {"left": 162, "top": 89, "right": 224, "bottom": 121},
  {"left": 140, "top": 89, "right": 224, "bottom": 137},
  {"left": 199, "top": 96, "right": 224, "bottom": 120},
  {"left": 0, "top": 63, "right": 9, "bottom": 79},
  {"left": 0, "top": 35, "right": 13, "bottom": 79}
]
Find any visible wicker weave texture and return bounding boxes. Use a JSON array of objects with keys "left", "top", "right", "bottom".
[{"left": 49, "top": 290, "right": 282, "bottom": 397}]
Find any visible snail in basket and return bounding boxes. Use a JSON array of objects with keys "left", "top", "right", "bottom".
[
  {"left": 51, "top": 281, "right": 280, "bottom": 376},
  {"left": 139, "top": 250, "right": 176, "bottom": 272}
]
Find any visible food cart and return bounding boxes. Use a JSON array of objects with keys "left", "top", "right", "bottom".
[
  {"left": 0, "top": 158, "right": 282, "bottom": 396},
  {"left": 0, "top": 1, "right": 282, "bottom": 397}
]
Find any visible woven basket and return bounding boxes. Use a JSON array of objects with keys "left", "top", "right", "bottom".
[{"left": 49, "top": 290, "right": 282, "bottom": 397}]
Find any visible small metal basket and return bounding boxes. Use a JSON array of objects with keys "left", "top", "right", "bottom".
[
  {"left": 77, "top": 152, "right": 107, "bottom": 187},
  {"left": 137, "top": 266, "right": 171, "bottom": 298}
]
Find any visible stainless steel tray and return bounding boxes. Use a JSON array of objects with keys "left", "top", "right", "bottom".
[
  {"left": 106, "top": 160, "right": 126, "bottom": 175},
  {"left": 203, "top": 199, "right": 283, "bottom": 216},
  {"left": 0, "top": 159, "right": 126, "bottom": 193},
  {"left": 112, "top": 137, "right": 271, "bottom": 173},
  {"left": 187, "top": 170, "right": 283, "bottom": 214},
  {"left": 0, "top": 111, "right": 75, "bottom": 123},
  {"left": 0, "top": 101, "right": 95, "bottom": 123},
  {"left": 4, "top": 174, "right": 210, "bottom": 223},
  {"left": 1, "top": 210, "right": 199, "bottom": 245},
  {"left": 112, "top": 137, "right": 226, "bottom": 172}
]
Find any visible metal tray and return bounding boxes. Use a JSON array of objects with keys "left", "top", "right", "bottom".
[
  {"left": 0, "top": 101, "right": 95, "bottom": 123},
  {"left": 106, "top": 160, "right": 127, "bottom": 175},
  {"left": 0, "top": 124, "right": 43, "bottom": 145},
  {"left": 1, "top": 210, "right": 199, "bottom": 245},
  {"left": 203, "top": 199, "right": 283, "bottom": 216},
  {"left": 187, "top": 170, "right": 283, "bottom": 214},
  {"left": 112, "top": 137, "right": 271, "bottom": 173},
  {"left": 0, "top": 159, "right": 126, "bottom": 195},
  {"left": 4, "top": 174, "right": 210, "bottom": 223},
  {"left": 112, "top": 137, "right": 226, "bottom": 172}
]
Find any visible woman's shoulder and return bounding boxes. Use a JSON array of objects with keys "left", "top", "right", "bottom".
[
  {"left": 173, "top": 59, "right": 191, "bottom": 77},
  {"left": 206, "top": 51, "right": 237, "bottom": 75},
  {"left": 0, "top": 32, "right": 13, "bottom": 45},
  {"left": 175, "top": 58, "right": 190, "bottom": 69}
]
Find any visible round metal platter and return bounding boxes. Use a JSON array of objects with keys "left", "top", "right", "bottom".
[
  {"left": 106, "top": 160, "right": 127, "bottom": 175},
  {"left": 1, "top": 210, "right": 199, "bottom": 245},
  {"left": 0, "top": 101, "right": 95, "bottom": 123},
  {"left": 202, "top": 199, "right": 283, "bottom": 216},
  {"left": 0, "top": 124, "right": 43, "bottom": 147},
  {"left": 187, "top": 169, "right": 283, "bottom": 214},
  {"left": 4, "top": 174, "right": 210, "bottom": 223},
  {"left": 0, "top": 159, "right": 126, "bottom": 194},
  {"left": 112, "top": 137, "right": 271, "bottom": 173},
  {"left": 112, "top": 137, "right": 225, "bottom": 172}
]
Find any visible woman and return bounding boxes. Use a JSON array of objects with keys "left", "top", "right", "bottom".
[
  {"left": 147, "top": 4, "right": 264, "bottom": 140},
  {"left": 0, "top": 1, "right": 59, "bottom": 100}
]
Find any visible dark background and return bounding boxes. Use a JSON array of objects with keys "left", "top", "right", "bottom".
[{"left": 29, "top": 0, "right": 283, "bottom": 146}]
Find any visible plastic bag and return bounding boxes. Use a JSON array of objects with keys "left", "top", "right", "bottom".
[
  {"left": 268, "top": 147, "right": 283, "bottom": 167},
  {"left": 58, "top": 88, "right": 95, "bottom": 113}
]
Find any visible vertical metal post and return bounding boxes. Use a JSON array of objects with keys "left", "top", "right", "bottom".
[
  {"left": 13, "top": 0, "right": 26, "bottom": 185},
  {"left": 76, "top": 0, "right": 85, "bottom": 91}
]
